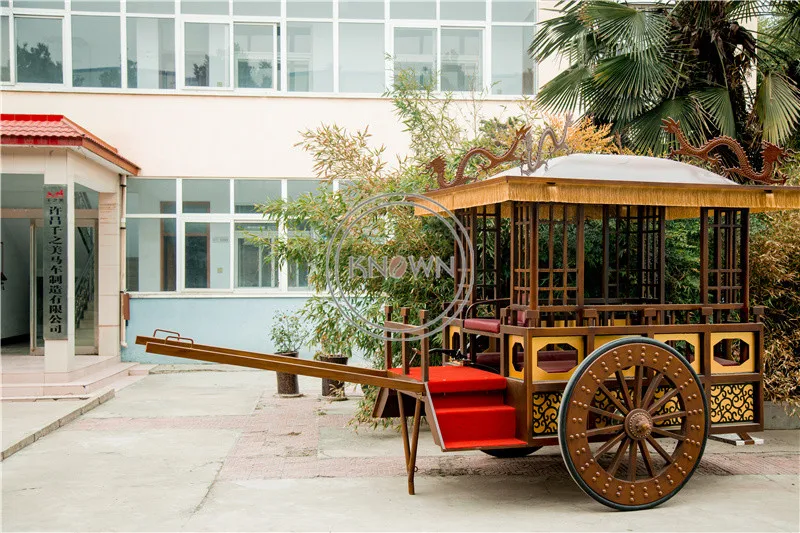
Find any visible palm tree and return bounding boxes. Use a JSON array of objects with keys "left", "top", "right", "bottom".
[{"left": 529, "top": 0, "right": 800, "bottom": 154}]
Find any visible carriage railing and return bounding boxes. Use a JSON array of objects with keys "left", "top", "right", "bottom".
[
  {"left": 384, "top": 306, "right": 431, "bottom": 382},
  {"left": 500, "top": 303, "right": 764, "bottom": 329}
]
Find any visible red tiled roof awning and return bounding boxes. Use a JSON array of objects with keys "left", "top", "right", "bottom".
[{"left": 1, "top": 114, "right": 140, "bottom": 176}]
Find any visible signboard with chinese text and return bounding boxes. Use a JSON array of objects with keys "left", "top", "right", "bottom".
[{"left": 43, "top": 185, "right": 69, "bottom": 340}]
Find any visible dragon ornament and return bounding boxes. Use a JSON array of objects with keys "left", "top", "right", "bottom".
[
  {"left": 427, "top": 125, "right": 531, "bottom": 189},
  {"left": 427, "top": 115, "right": 574, "bottom": 190},
  {"left": 662, "top": 117, "right": 792, "bottom": 185}
]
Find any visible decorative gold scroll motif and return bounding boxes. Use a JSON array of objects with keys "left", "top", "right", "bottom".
[
  {"left": 662, "top": 117, "right": 791, "bottom": 185},
  {"left": 532, "top": 392, "right": 562, "bottom": 435},
  {"left": 710, "top": 383, "right": 755, "bottom": 424}
]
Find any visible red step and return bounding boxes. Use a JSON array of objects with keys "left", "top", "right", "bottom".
[
  {"left": 445, "top": 437, "right": 529, "bottom": 450},
  {"left": 388, "top": 366, "right": 507, "bottom": 394},
  {"left": 390, "top": 366, "right": 524, "bottom": 451},
  {"left": 434, "top": 404, "right": 517, "bottom": 445},
  {"left": 431, "top": 391, "right": 505, "bottom": 409}
]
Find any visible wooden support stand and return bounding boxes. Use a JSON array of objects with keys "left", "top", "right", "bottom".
[{"left": 396, "top": 391, "right": 422, "bottom": 495}]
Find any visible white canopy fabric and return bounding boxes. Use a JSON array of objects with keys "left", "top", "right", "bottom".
[{"left": 496, "top": 153, "right": 736, "bottom": 186}]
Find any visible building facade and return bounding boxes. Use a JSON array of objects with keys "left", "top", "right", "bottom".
[{"left": 0, "top": 0, "right": 563, "bottom": 367}]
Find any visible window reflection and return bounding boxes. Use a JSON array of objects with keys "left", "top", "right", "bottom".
[
  {"left": 394, "top": 27, "right": 436, "bottom": 86},
  {"left": 72, "top": 15, "right": 121, "bottom": 88},
  {"left": 127, "top": 18, "right": 175, "bottom": 89},
  {"left": 235, "top": 24, "right": 275, "bottom": 89},
  {"left": 287, "top": 22, "right": 333, "bottom": 92},
  {"left": 441, "top": 28, "right": 482, "bottom": 92},
  {"left": 15, "top": 17, "right": 63, "bottom": 84},
  {"left": 185, "top": 22, "right": 230, "bottom": 88}
]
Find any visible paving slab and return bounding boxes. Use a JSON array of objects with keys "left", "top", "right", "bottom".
[
  {"left": 2, "top": 427, "right": 238, "bottom": 532},
  {"left": 83, "top": 371, "right": 275, "bottom": 418},
  {"left": 1, "top": 390, "right": 114, "bottom": 460},
  {"left": 183, "top": 474, "right": 800, "bottom": 532}
]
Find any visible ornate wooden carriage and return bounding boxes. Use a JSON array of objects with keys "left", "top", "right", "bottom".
[
  {"left": 138, "top": 123, "right": 800, "bottom": 511},
  {"left": 387, "top": 132, "right": 800, "bottom": 509}
]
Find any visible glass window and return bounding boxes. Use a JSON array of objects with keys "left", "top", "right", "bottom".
[
  {"left": 182, "top": 179, "right": 230, "bottom": 213},
  {"left": 181, "top": 0, "right": 229, "bottom": 15},
  {"left": 126, "top": 218, "right": 176, "bottom": 292},
  {"left": 127, "top": 18, "right": 175, "bottom": 89},
  {"left": 339, "top": 23, "right": 384, "bottom": 93},
  {"left": 127, "top": 179, "right": 177, "bottom": 214},
  {"left": 235, "top": 222, "right": 279, "bottom": 288},
  {"left": 339, "top": 0, "right": 383, "bottom": 19},
  {"left": 286, "top": 0, "right": 332, "bottom": 18},
  {"left": 441, "top": 0, "right": 485, "bottom": 20},
  {"left": 185, "top": 22, "right": 230, "bottom": 88},
  {"left": 72, "top": 0, "right": 120, "bottom": 12},
  {"left": 394, "top": 28, "right": 435, "bottom": 86},
  {"left": 15, "top": 17, "right": 63, "bottom": 84},
  {"left": 288, "top": 220, "right": 311, "bottom": 290},
  {"left": 491, "top": 25, "right": 534, "bottom": 95},
  {"left": 492, "top": 0, "right": 535, "bottom": 23},
  {"left": 233, "top": 0, "right": 280, "bottom": 16},
  {"left": 14, "top": 1, "right": 64, "bottom": 8},
  {"left": 72, "top": 16, "right": 121, "bottom": 88},
  {"left": 234, "top": 180, "right": 282, "bottom": 213},
  {"left": 235, "top": 24, "right": 275, "bottom": 90},
  {"left": 390, "top": 0, "right": 434, "bottom": 19},
  {"left": 287, "top": 179, "right": 324, "bottom": 200},
  {"left": 441, "top": 28, "right": 482, "bottom": 91},
  {"left": 287, "top": 22, "right": 332, "bottom": 92},
  {"left": 184, "top": 222, "right": 231, "bottom": 289},
  {"left": 1, "top": 16, "right": 10, "bottom": 82},
  {"left": 127, "top": 1, "right": 175, "bottom": 14}
]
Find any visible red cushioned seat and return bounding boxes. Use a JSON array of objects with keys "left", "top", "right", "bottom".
[
  {"left": 714, "top": 356, "right": 741, "bottom": 367},
  {"left": 463, "top": 318, "right": 501, "bottom": 333}
]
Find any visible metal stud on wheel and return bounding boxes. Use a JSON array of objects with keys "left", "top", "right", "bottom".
[{"left": 558, "top": 337, "right": 709, "bottom": 511}]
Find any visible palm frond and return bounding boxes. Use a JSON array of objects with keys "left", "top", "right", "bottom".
[
  {"left": 536, "top": 64, "right": 592, "bottom": 114},
  {"left": 626, "top": 97, "right": 706, "bottom": 155},
  {"left": 754, "top": 72, "right": 800, "bottom": 144},
  {"left": 690, "top": 87, "right": 737, "bottom": 137},
  {"left": 581, "top": 0, "right": 669, "bottom": 58}
]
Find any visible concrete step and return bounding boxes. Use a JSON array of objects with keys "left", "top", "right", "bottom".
[
  {"left": 1, "top": 362, "right": 140, "bottom": 398},
  {"left": 129, "top": 364, "right": 156, "bottom": 376},
  {"left": 2, "top": 355, "right": 120, "bottom": 384}
]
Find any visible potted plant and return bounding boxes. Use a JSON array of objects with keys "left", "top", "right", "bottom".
[
  {"left": 269, "top": 310, "right": 307, "bottom": 397},
  {"left": 315, "top": 330, "right": 353, "bottom": 399}
]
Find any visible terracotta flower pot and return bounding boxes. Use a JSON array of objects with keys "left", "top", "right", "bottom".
[
  {"left": 275, "top": 351, "right": 301, "bottom": 397},
  {"left": 319, "top": 354, "right": 348, "bottom": 398}
]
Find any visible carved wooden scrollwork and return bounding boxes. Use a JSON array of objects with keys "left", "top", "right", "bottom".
[{"left": 662, "top": 117, "right": 792, "bottom": 185}]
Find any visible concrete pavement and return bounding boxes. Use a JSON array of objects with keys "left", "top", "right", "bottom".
[{"left": 2, "top": 369, "right": 799, "bottom": 532}]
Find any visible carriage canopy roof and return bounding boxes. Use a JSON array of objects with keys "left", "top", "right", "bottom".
[{"left": 420, "top": 153, "right": 800, "bottom": 219}]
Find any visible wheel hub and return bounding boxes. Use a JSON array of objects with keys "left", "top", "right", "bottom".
[{"left": 625, "top": 408, "right": 653, "bottom": 440}]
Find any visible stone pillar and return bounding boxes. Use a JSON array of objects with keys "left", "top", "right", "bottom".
[
  {"left": 97, "top": 190, "right": 121, "bottom": 357},
  {"left": 43, "top": 151, "right": 75, "bottom": 373}
]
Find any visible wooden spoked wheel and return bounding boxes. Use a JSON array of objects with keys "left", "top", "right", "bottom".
[{"left": 558, "top": 338, "right": 709, "bottom": 511}]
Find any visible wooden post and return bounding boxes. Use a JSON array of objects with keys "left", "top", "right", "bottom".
[
  {"left": 419, "top": 309, "right": 429, "bottom": 382},
  {"left": 741, "top": 209, "right": 750, "bottom": 322},
  {"left": 384, "top": 305, "right": 393, "bottom": 370},
  {"left": 400, "top": 307, "right": 410, "bottom": 374},
  {"left": 700, "top": 208, "right": 709, "bottom": 305},
  {"left": 531, "top": 203, "right": 540, "bottom": 310}
]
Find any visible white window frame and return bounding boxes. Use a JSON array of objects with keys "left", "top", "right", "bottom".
[
  {"left": 11, "top": 11, "right": 68, "bottom": 87},
  {"left": 125, "top": 177, "right": 318, "bottom": 296},
  {"left": 2, "top": 0, "right": 539, "bottom": 97}
]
